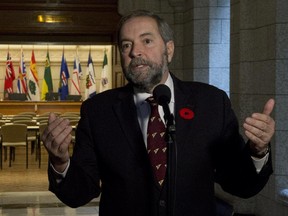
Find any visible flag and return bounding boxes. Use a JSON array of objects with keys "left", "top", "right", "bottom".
[
  {"left": 17, "top": 49, "right": 28, "bottom": 94},
  {"left": 58, "top": 53, "right": 70, "bottom": 100},
  {"left": 99, "top": 51, "right": 109, "bottom": 92},
  {"left": 4, "top": 51, "right": 16, "bottom": 99},
  {"left": 27, "top": 50, "right": 40, "bottom": 101},
  {"left": 85, "top": 51, "right": 96, "bottom": 99},
  {"left": 41, "top": 51, "right": 53, "bottom": 101},
  {"left": 70, "top": 55, "right": 82, "bottom": 95}
]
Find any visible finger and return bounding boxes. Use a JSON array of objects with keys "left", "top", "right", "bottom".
[
  {"left": 48, "top": 112, "right": 57, "bottom": 124},
  {"left": 243, "top": 121, "right": 272, "bottom": 145},
  {"left": 244, "top": 117, "right": 268, "bottom": 131},
  {"left": 262, "top": 98, "right": 275, "bottom": 116},
  {"left": 244, "top": 130, "right": 265, "bottom": 147},
  {"left": 243, "top": 122, "right": 265, "bottom": 139},
  {"left": 47, "top": 126, "right": 72, "bottom": 157},
  {"left": 48, "top": 117, "right": 70, "bottom": 135},
  {"left": 49, "top": 124, "right": 72, "bottom": 148},
  {"left": 58, "top": 133, "right": 72, "bottom": 153},
  {"left": 41, "top": 117, "right": 64, "bottom": 142},
  {"left": 49, "top": 134, "right": 71, "bottom": 167},
  {"left": 42, "top": 118, "right": 71, "bottom": 151},
  {"left": 52, "top": 126, "right": 73, "bottom": 149}
]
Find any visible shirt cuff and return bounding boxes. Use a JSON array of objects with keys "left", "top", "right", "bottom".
[
  {"left": 251, "top": 153, "right": 269, "bottom": 173},
  {"left": 50, "top": 159, "right": 70, "bottom": 183}
]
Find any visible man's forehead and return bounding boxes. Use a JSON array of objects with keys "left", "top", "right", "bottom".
[
  {"left": 123, "top": 16, "right": 157, "bottom": 29},
  {"left": 120, "top": 16, "right": 159, "bottom": 38}
]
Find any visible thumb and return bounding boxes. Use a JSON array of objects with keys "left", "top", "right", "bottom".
[
  {"left": 263, "top": 98, "right": 275, "bottom": 116},
  {"left": 48, "top": 112, "right": 57, "bottom": 124}
]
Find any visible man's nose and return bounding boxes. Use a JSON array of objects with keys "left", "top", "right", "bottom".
[{"left": 129, "top": 44, "right": 142, "bottom": 58}]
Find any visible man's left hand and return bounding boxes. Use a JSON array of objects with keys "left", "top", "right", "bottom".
[{"left": 243, "top": 98, "right": 275, "bottom": 157}]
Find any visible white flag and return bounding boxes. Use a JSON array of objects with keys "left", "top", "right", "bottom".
[
  {"left": 99, "top": 51, "right": 108, "bottom": 93},
  {"left": 85, "top": 51, "right": 96, "bottom": 99},
  {"left": 71, "top": 55, "right": 82, "bottom": 95}
]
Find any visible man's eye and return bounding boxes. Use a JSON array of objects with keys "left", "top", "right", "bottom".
[
  {"left": 144, "top": 39, "right": 152, "bottom": 44},
  {"left": 121, "top": 43, "right": 131, "bottom": 51}
]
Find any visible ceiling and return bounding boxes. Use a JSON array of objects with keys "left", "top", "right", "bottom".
[{"left": 0, "top": 0, "right": 121, "bottom": 44}]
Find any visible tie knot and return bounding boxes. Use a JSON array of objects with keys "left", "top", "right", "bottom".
[{"left": 146, "top": 96, "right": 157, "bottom": 107}]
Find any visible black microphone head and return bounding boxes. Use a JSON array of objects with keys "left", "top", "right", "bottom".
[{"left": 153, "top": 84, "right": 171, "bottom": 106}]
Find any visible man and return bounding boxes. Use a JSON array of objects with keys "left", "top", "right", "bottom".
[{"left": 42, "top": 10, "right": 275, "bottom": 216}]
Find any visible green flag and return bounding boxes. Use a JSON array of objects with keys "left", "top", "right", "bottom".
[{"left": 41, "top": 51, "right": 53, "bottom": 101}]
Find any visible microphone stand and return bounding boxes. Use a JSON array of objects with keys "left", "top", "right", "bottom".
[{"left": 163, "top": 103, "right": 177, "bottom": 216}]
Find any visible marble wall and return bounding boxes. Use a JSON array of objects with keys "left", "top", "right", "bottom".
[{"left": 118, "top": 0, "right": 288, "bottom": 215}]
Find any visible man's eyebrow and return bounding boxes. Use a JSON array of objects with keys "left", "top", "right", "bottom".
[
  {"left": 120, "top": 32, "right": 155, "bottom": 44},
  {"left": 139, "top": 32, "right": 154, "bottom": 38}
]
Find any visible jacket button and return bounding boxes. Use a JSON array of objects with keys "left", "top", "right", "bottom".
[{"left": 159, "top": 200, "right": 166, "bottom": 207}]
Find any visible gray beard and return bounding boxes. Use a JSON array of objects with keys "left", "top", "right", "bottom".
[{"left": 123, "top": 54, "right": 168, "bottom": 93}]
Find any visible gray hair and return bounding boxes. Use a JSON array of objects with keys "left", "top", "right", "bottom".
[{"left": 117, "top": 10, "right": 174, "bottom": 46}]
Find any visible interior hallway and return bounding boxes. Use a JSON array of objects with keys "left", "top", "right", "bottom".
[
  {"left": 0, "top": 192, "right": 99, "bottom": 216},
  {"left": 0, "top": 145, "right": 99, "bottom": 215}
]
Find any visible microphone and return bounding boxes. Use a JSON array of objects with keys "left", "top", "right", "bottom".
[
  {"left": 153, "top": 84, "right": 173, "bottom": 125},
  {"left": 153, "top": 85, "right": 177, "bottom": 215},
  {"left": 153, "top": 84, "right": 171, "bottom": 106}
]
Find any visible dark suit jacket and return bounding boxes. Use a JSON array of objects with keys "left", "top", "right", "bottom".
[{"left": 48, "top": 74, "right": 273, "bottom": 216}]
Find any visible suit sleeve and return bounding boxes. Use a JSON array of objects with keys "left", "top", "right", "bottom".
[
  {"left": 213, "top": 92, "right": 273, "bottom": 198},
  {"left": 48, "top": 101, "right": 101, "bottom": 208}
]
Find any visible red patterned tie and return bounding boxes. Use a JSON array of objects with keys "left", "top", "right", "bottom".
[{"left": 146, "top": 96, "right": 167, "bottom": 186}]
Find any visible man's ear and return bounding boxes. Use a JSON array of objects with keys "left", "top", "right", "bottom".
[{"left": 166, "top": 40, "right": 175, "bottom": 63}]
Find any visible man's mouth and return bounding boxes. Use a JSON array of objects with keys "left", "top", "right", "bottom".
[
  {"left": 131, "top": 64, "right": 149, "bottom": 70},
  {"left": 136, "top": 64, "right": 145, "bottom": 68}
]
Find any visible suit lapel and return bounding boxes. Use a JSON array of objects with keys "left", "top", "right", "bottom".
[
  {"left": 112, "top": 86, "right": 162, "bottom": 190},
  {"left": 172, "top": 75, "right": 197, "bottom": 147},
  {"left": 112, "top": 87, "right": 149, "bottom": 163}
]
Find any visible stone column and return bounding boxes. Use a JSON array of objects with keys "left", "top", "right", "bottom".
[{"left": 230, "top": 0, "right": 288, "bottom": 215}]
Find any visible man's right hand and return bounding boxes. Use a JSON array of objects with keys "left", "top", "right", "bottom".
[{"left": 41, "top": 113, "right": 72, "bottom": 172}]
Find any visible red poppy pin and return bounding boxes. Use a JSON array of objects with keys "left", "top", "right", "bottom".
[{"left": 179, "top": 107, "right": 194, "bottom": 120}]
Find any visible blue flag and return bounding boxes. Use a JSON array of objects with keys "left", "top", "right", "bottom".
[
  {"left": 85, "top": 51, "right": 96, "bottom": 99},
  {"left": 58, "top": 53, "right": 70, "bottom": 100}
]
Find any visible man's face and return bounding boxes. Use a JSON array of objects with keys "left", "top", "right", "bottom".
[{"left": 119, "top": 16, "right": 174, "bottom": 93}]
